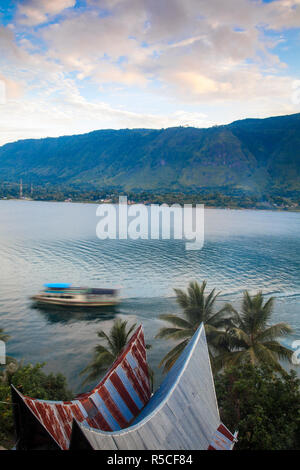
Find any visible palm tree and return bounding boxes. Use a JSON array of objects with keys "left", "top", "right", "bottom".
[
  {"left": 215, "top": 291, "right": 293, "bottom": 373},
  {"left": 81, "top": 319, "right": 137, "bottom": 385},
  {"left": 156, "top": 281, "right": 229, "bottom": 372}
]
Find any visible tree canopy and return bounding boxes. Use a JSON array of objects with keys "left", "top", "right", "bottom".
[
  {"left": 215, "top": 363, "right": 300, "bottom": 450},
  {"left": 0, "top": 362, "right": 71, "bottom": 448}
]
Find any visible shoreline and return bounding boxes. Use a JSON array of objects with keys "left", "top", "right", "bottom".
[{"left": 1, "top": 197, "right": 300, "bottom": 213}]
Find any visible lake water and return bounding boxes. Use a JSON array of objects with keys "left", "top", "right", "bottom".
[{"left": 0, "top": 200, "right": 299, "bottom": 392}]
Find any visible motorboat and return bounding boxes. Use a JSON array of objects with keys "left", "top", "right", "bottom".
[{"left": 31, "top": 283, "right": 120, "bottom": 307}]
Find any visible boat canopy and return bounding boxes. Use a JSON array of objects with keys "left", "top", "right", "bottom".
[
  {"left": 44, "top": 283, "right": 72, "bottom": 289},
  {"left": 89, "top": 288, "right": 117, "bottom": 295}
]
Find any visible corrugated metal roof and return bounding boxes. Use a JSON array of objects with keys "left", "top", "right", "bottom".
[
  {"left": 73, "top": 323, "right": 232, "bottom": 450},
  {"left": 208, "top": 424, "right": 237, "bottom": 450},
  {"left": 13, "top": 325, "right": 151, "bottom": 450}
]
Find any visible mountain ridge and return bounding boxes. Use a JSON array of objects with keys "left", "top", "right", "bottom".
[{"left": 1, "top": 112, "right": 300, "bottom": 195}]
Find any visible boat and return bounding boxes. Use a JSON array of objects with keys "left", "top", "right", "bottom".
[{"left": 31, "top": 283, "right": 120, "bottom": 307}]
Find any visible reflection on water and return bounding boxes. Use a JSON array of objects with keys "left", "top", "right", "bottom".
[
  {"left": 32, "top": 303, "right": 118, "bottom": 325},
  {"left": 0, "top": 200, "right": 299, "bottom": 392}
]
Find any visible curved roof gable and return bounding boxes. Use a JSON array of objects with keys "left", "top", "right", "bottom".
[
  {"left": 12, "top": 325, "right": 151, "bottom": 450},
  {"left": 73, "top": 323, "right": 223, "bottom": 450}
]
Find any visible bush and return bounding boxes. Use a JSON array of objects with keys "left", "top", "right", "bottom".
[
  {"left": 215, "top": 364, "right": 300, "bottom": 450},
  {"left": 0, "top": 362, "right": 71, "bottom": 448}
]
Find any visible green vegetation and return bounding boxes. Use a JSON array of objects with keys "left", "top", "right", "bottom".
[
  {"left": 215, "top": 364, "right": 300, "bottom": 450},
  {"left": 215, "top": 292, "right": 293, "bottom": 372},
  {"left": 0, "top": 113, "right": 300, "bottom": 202},
  {"left": 1, "top": 184, "right": 300, "bottom": 211},
  {"left": 0, "top": 361, "right": 71, "bottom": 448},
  {"left": 156, "top": 281, "right": 228, "bottom": 371},
  {"left": 158, "top": 282, "right": 293, "bottom": 374},
  {"left": 0, "top": 280, "right": 298, "bottom": 450},
  {"left": 0, "top": 182, "right": 300, "bottom": 211},
  {"left": 0, "top": 327, "right": 71, "bottom": 448},
  {"left": 80, "top": 319, "right": 137, "bottom": 385},
  {"left": 157, "top": 281, "right": 298, "bottom": 449}
]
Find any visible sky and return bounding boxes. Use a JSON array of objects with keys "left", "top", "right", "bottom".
[{"left": 0, "top": 0, "right": 300, "bottom": 146}]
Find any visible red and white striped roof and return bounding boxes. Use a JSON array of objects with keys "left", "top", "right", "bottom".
[
  {"left": 16, "top": 325, "right": 151, "bottom": 450},
  {"left": 72, "top": 324, "right": 237, "bottom": 451},
  {"left": 208, "top": 424, "right": 237, "bottom": 450}
]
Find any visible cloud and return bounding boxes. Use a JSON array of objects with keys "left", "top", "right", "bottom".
[
  {"left": 28, "top": 1, "right": 296, "bottom": 108},
  {"left": 17, "top": 0, "right": 76, "bottom": 26},
  {"left": 37, "top": 1, "right": 288, "bottom": 94},
  {"left": 0, "top": 73, "right": 23, "bottom": 100},
  {"left": 0, "top": 91, "right": 212, "bottom": 146},
  {"left": 0, "top": 0, "right": 300, "bottom": 146},
  {"left": 263, "top": 0, "right": 300, "bottom": 30},
  {"left": 0, "top": 26, "right": 23, "bottom": 60}
]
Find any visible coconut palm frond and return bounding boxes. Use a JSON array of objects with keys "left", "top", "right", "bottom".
[
  {"left": 230, "top": 327, "right": 251, "bottom": 346},
  {"left": 257, "top": 323, "right": 293, "bottom": 342},
  {"left": 213, "top": 350, "right": 247, "bottom": 371},
  {"left": 97, "top": 330, "right": 115, "bottom": 352},
  {"left": 159, "top": 339, "right": 189, "bottom": 373},
  {"left": 158, "top": 281, "right": 225, "bottom": 371},
  {"left": 217, "top": 291, "right": 292, "bottom": 373},
  {"left": 173, "top": 288, "right": 189, "bottom": 309},
  {"left": 206, "top": 306, "right": 230, "bottom": 328},
  {"left": 204, "top": 289, "right": 221, "bottom": 316},
  {"left": 155, "top": 327, "right": 187, "bottom": 340},
  {"left": 94, "top": 344, "right": 115, "bottom": 355},
  {"left": 81, "top": 319, "right": 140, "bottom": 386},
  {"left": 158, "top": 314, "right": 192, "bottom": 329},
  {"left": 159, "top": 284, "right": 293, "bottom": 375},
  {"left": 125, "top": 322, "right": 138, "bottom": 340},
  {"left": 251, "top": 343, "right": 286, "bottom": 372},
  {"left": 260, "top": 340, "right": 294, "bottom": 362},
  {"left": 80, "top": 351, "right": 114, "bottom": 376}
]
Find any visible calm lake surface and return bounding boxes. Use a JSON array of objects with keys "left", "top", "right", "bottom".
[{"left": 0, "top": 200, "right": 299, "bottom": 392}]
